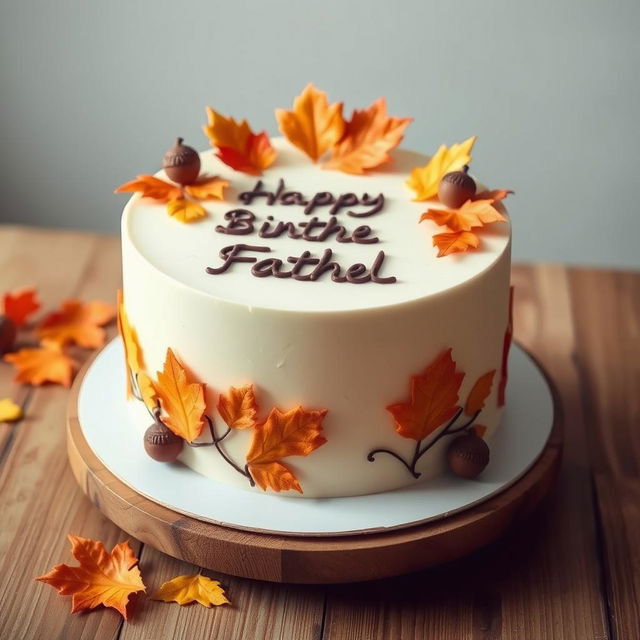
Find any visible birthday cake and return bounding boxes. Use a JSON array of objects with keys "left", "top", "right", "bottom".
[{"left": 116, "top": 85, "right": 513, "bottom": 498}]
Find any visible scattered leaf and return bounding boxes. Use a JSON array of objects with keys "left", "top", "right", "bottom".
[
  {"left": 498, "top": 287, "right": 514, "bottom": 407},
  {"left": 3, "top": 288, "right": 41, "bottom": 326},
  {"left": 474, "top": 189, "right": 513, "bottom": 202},
  {"left": 387, "top": 349, "right": 464, "bottom": 441},
  {"left": 153, "top": 348, "right": 206, "bottom": 442},
  {"left": 432, "top": 231, "right": 480, "bottom": 257},
  {"left": 183, "top": 176, "right": 229, "bottom": 201},
  {"left": 324, "top": 98, "right": 412, "bottom": 174},
  {"left": 36, "top": 535, "right": 145, "bottom": 619},
  {"left": 465, "top": 370, "right": 496, "bottom": 415},
  {"left": 38, "top": 299, "right": 115, "bottom": 348},
  {"left": 217, "top": 384, "right": 258, "bottom": 430},
  {"left": 276, "top": 83, "right": 345, "bottom": 162},
  {"left": 246, "top": 406, "right": 327, "bottom": 493},
  {"left": 203, "top": 107, "right": 276, "bottom": 175},
  {"left": 4, "top": 341, "right": 76, "bottom": 387},
  {"left": 406, "top": 136, "right": 477, "bottom": 201},
  {"left": 117, "top": 291, "right": 144, "bottom": 399},
  {"left": 473, "top": 424, "right": 488, "bottom": 438},
  {"left": 0, "top": 398, "right": 22, "bottom": 422},
  {"left": 114, "top": 175, "right": 181, "bottom": 202},
  {"left": 152, "top": 574, "right": 230, "bottom": 607},
  {"left": 421, "top": 199, "right": 507, "bottom": 232},
  {"left": 166, "top": 198, "right": 207, "bottom": 224}
]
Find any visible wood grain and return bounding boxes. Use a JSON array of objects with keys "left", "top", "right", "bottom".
[{"left": 0, "top": 225, "right": 637, "bottom": 639}]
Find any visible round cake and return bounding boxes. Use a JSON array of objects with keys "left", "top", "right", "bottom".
[{"left": 117, "top": 88, "right": 513, "bottom": 498}]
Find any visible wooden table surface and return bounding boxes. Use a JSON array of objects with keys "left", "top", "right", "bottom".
[{"left": 0, "top": 225, "right": 638, "bottom": 640}]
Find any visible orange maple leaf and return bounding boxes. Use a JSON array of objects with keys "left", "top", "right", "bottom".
[
  {"left": 117, "top": 290, "right": 144, "bottom": 399},
  {"left": 432, "top": 231, "right": 480, "bottom": 258},
  {"left": 324, "top": 98, "right": 412, "bottom": 174},
  {"left": 36, "top": 535, "right": 145, "bottom": 619},
  {"left": 38, "top": 299, "right": 115, "bottom": 348},
  {"left": 153, "top": 348, "right": 206, "bottom": 442},
  {"left": 387, "top": 349, "right": 464, "bottom": 441},
  {"left": 166, "top": 198, "right": 207, "bottom": 223},
  {"left": 203, "top": 107, "right": 276, "bottom": 175},
  {"left": 465, "top": 370, "right": 496, "bottom": 415},
  {"left": 276, "top": 83, "right": 345, "bottom": 162},
  {"left": 474, "top": 189, "right": 513, "bottom": 202},
  {"left": 217, "top": 384, "right": 258, "bottom": 430},
  {"left": 152, "top": 574, "right": 229, "bottom": 607},
  {"left": 3, "top": 287, "right": 41, "bottom": 327},
  {"left": 421, "top": 199, "right": 507, "bottom": 232},
  {"left": 246, "top": 406, "right": 327, "bottom": 493},
  {"left": 473, "top": 424, "right": 488, "bottom": 439},
  {"left": 406, "top": 136, "right": 477, "bottom": 201},
  {"left": 183, "top": 176, "right": 229, "bottom": 201},
  {"left": 4, "top": 341, "right": 77, "bottom": 387},
  {"left": 114, "top": 175, "right": 181, "bottom": 202}
]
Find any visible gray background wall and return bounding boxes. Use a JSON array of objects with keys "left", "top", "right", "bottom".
[{"left": 1, "top": 0, "right": 638, "bottom": 267}]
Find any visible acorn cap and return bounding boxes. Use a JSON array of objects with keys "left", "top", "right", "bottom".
[
  {"left": 0, "top": 315, "right": 17, "bottom": 355},
  {"left": 162, "top": 137, "right": 201, "bottom": 185},
  {"left": 438, "top": 165, "right": 477, "bottom": 209},
  {"left": 144, "top": 421, "right": 184, "bottom": 462},
  {"left": 447, "top": 432, "right": 490, "bottom": 479}
]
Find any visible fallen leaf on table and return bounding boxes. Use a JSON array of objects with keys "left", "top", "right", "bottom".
[
  {"left": 465, "top": 370, "right": 496, "bottom": 415},
  {"left": 218, "top": 384, "right": 258, "bottom": 430},
  {"left": 421, "top": 199, "right": 507, "bottom": 232},
  {"left": 203, "top": 107, "right": 276, "bottom": 175},
  {"left": 432, "top": 231, "right": 480, "bottom": 257},
  {"left": 276, "top": 83, "right": 345, "bottom": 162},
  {"left": 36, "top": 535, "right": 145, "bottom": 619},
  {"left": 387, "top": 348, "right": 464, "bottom": 441},
  {"left": 0, "top": 398, "right": 22, "bottom": 422},
  {"left": 152, "top": 574, "right": 230, "bottom": 607},
  {"left": 324, "top": 98, "right": 412, "bottom": 174},
  {"left": 3, "top": 288, "right": 41, "bottom": 327},
  {"left": 114, "top": 175, "right": 181, "bottom": 202},
  {"left": 153, "top": 348, "right": 206, "bottom": 442},
  {"left": 406, "top": 136, "right": 477, "bottom": 201},
  {"left": 166, "top": 198, "right": 207, "bottom": 224},
  {"left": 38, "top": 299, "right": 115, "bottom": 348},
  {"left": 4, "top": 341, "right": 77, "bottom": 387},
  {"left": 183, "top": 176, "right": 229, "bottom": 201},
  {"left": 246, "top": 406, "right": 327, "bottom": 493}
]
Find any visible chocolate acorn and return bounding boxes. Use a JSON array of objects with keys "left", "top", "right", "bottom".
[
  {"left": 438, "top": 165, "right": 476, "bottom": 208},
  {"left": 162, "top": 137, "right": 201, "bottom": 185},
  {"left": 144, "top": 421, "right": 183, "bottom": 462},
  {"left": 447, "top": 432, "right": 490, "bottom": 478},
  {"left": 0, "top": 315, "right": 17, "bottom": 355}
]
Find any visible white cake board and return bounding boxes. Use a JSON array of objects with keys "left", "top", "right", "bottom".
[{"left": 77, "top": 340, "right": 554, "bottom": 537}]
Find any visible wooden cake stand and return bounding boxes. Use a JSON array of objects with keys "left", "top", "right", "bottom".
[{"left": 66, "top": 347, "right": 562, "bottom": 584}]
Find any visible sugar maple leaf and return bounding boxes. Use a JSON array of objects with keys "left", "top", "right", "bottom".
[
  {"left": 0, "top": 398, "right": 23, "bottom": 422},
  {"left": 324, "top": 98, "right": 412, "bottom": 174},
  {"left": 152, "top": 574, "right": 230, "bottom": 607},
  {"left": 498, "top": 287, "right": 514, "bottom": 407},
  {"left": 203, "top": 107, "right": 276, "bottom": 175},
  {"left": 474, "top": 189, "right": 513, "bottom": 202},
  {"left": 406, "top": 136, "right": 477, "bottom": 201},
  {"left": 433, "top": 231, "right": 480, "bottom": 258},
  {"left": 153, "top": 348, "right": 205, "bottom": 442},
  {"left": 387, "top": 349, "right": 464, "bottom": 441},
  {"left": 3, "top": 287, "right": 41, "bottom": 326},
  {"left": 183, "top": 176, "right": 229, "bottom": 201},
  {"left": 114, "top": 175, "right": 181, "bottom": 202},
  {"left": 117, "top": 290, "right": 144, "bottom": 399},
  {"left": 4, "top": 341, "right": 76, "bottom": 387},
  {"left": 421, "top": 199, "right": 507, "bottom": 232},
  {"left": 276, "top": 83, "right": 345, "bottom": 162},
  {"left": 36, "top": 535, "right": 145, "bottom": 619},
  {"left": 246, "top": 406, "right": 327, "bottom": 493},
  {"left": 465, "top": 370, "right": 496, "bottom": 415},
  {"left": 38, "top": 299, "right": 115, "bottom": 348},
  {"left": 166, "top": 198, "right": 207, "bottom": 224},
  {"left": 217, "top": 384, "right": 258, "bottom": 430}
]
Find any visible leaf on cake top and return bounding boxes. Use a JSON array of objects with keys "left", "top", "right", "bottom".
[
  {"left": 246, "top": 406, "right": 327, "bottom": 493},
  {"left": 36, "top": 535, "right": 145, "bottom": 619},
  {"left": 276, "top": 83, "right": 345, "bottom": 162},
  {"left": 203, "top": 107, "right": 276, "bottom": 175},
  {"left": 152, "top": 574, "right": 230, "bottom": 608},
  {"left": 38, "top": 299, "right": 115, "bottom": 349},
  {"left": 183, "top": 176, "right": 229, "bottom": 201},
  {"left": 153, "top": 348, "right": 206, "bottom": 442},
  {"left": 465, "top": 370, "right": 496, "bottom": 415},
  {"left": 114, "top": 175, "right": 181, "bottom": 202},
  {"left": 324, "top": 98, "right": 412, "bottom": 175},
  {"left": 166, "top": 198, "right": 207, "bottom": 224},
  {"left": 4, "top": 341, "right": 77, "bottom": 387},
  {"left": 217, "top": 384, "right": 258, "bottom": 430},
  {"left": 432, "top": 231, "right": 480, "bottom": 257},
  {"left": 406, "top": 136, "right": 477, "bottom": 201},
  {"left": 421, "top": 198, "right": 507, "bottom": 232},
  {"left": 3, "top": 287, "right": 41, "bottom": 327}
]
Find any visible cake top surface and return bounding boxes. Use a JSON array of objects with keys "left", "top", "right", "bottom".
[{"left": 123, "top": 137, "right": 510, "bottom": 313}]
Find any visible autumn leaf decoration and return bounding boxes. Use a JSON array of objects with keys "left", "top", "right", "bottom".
[
  {"left": 38, "top": 300, "right": 115, "bottom": 348},
  {"left": 203, "top": 107, "right": 276, "bottom": 175},
  {"left": 3, "top": 287, "right": 41, "bottom": 326},
  {"left": 368, "top": 349, "right": 495, "bottom": 478},
  {"left": 277, "top": 84, "right": 412, "bottom": 175},
  {"left": 152, "top": 574, "right": 229, "bottom": 608},
  {"left": 4, "top": 340, "right": 77, "bottom": 387}
]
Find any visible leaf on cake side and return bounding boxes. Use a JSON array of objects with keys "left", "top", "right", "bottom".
[
  {"left": 497, "top": 286, "right": 514, "bottom": 407},
  {"left": 465, "top": 370, "right": 496, "bottom": 415},
  {"left": 3, "top": 287, "right": 41, "bottom": 327},
  {"left": 117, "top": 290, "right": 145, "bottom": 399},
  {"left": 217, "top": 384, "right": 258, "bottom": 430},
  {"left": 4, "top": 340, "right": 77, "bottom": 387}
]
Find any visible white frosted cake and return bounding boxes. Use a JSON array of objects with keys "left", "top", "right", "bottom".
[{"left": 116, "top": 86, "right": 513, "bottom": 498}]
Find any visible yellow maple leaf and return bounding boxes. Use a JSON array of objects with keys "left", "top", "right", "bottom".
[
  {"left": 4, "top": 341, "right": 77, "bottom": 387},
  {"left": 137, "top": 371, "right": 158, "bottom": 411},
  {"left": 152, "top": 574, "right": 230, "bottom": 607},
  {"left": 117, "top": 290, "right": 144, "bottom": 399},
  {"left": 183, "top": 176, "right": 229, "bottom": 201},
  {"left": 0, "top": 398, "right": 23, "bottom": 422},
  {"left": 166, "top": 198, "right": 207, "bottom": 224},
  {"left": 407, "top": 136, "right": 477, "bottom": 201}
]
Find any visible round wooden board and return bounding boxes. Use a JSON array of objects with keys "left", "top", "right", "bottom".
[{"left": 66, "top": 350, "right": 562, "bottom": 585}]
